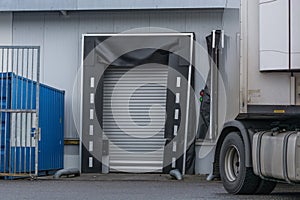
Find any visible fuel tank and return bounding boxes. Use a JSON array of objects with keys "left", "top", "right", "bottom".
[{"left": 253, "top": 131, "right": 300, "bottom": 182}]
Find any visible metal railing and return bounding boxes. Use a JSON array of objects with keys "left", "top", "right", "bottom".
[{"left": 0, "top": 46, "right": 40, "bottom": 178}]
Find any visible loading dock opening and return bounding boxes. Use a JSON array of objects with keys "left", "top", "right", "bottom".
[{"left": 80, "top": 33, "right": 195, "bottom": 174}]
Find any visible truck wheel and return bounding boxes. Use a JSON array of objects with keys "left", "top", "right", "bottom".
[
  {"left": 255, "top": 180, "right": 277, "bottom": 194},
  {"left": 219, "top": 132, "right": 260, "bottom": 194}
]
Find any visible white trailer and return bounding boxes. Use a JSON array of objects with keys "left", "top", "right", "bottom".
[{"left": 211, "top": 0, "right": 300, "bottom": 194}]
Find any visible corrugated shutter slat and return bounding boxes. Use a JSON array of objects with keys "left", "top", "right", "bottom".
[{"left": 103, "top": 65, "right": 168, "bottom": 173}]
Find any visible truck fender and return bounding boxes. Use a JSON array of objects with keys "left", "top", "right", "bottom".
[{"left": 216, "top": 120, "right": 252, "bottom": 168}]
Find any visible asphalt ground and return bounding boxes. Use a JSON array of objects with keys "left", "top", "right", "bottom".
[{"left": 0, "top": 174, "right": 299, "bottom": 200}]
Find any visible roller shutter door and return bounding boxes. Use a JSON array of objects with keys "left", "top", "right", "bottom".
[{"left": 103, "top": 65, "right": 168, "bottom": 173}]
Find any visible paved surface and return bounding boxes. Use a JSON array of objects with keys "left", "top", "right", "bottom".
[{"left": 0, "top": 174, "right": 299, "bottom": 200}]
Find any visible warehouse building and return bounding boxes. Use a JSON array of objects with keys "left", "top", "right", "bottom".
[{"left": 0, "top": 0, "right": 240, "bottom": 175}]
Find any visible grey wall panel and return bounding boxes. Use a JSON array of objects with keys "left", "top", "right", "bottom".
[
  {"left": 43, "top": 13, "right": 80, "bottom": 139},
  {"left": 0, "top": 12, "right": 12, "bottom": 45},
  {"left": 149, "top": 11, "right": 187, "bottom": 32},
  {"left": 12, "top": 13, "right": 45, "bottom": 80},
  {"left": 113, "top": 12, "right": 150, "bottom": 33},
  {"left": 0, "top": 0, "right": 77, "bottom": 11},
  {"left": 0, "top": 0, "right": 240, "bottom": 11},
  {"left": 79, "top": 12, "right": 114, "bottom": 34},
  {"left": 64, "top": 145, "right": 79, "bottom": 169},
  {"left": 78, "top": 0, "right": 228, "bottom": 10}
]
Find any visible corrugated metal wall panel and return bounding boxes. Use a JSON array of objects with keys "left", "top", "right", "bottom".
[
  {"left": 79, "top": 12, "right": 114, "bottom": 33},
  {"left": 43, "top": 13, "right": 79, "bottom": 140},
  {"left": 103, "top": 65, "right": 168, "bottom": 172},
  {"left": 149, "top": 11, "right": 187, "bottom": 32},
  {"left": 0, "top": 12, "right": 12, "bottom": 45},
  {"left": 113, "top": 12, "right": 150, "bottom": 33}
]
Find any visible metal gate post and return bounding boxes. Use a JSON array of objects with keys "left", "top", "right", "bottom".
[{"left": 34, "top": 47, "right": 40, "bottom": 177}]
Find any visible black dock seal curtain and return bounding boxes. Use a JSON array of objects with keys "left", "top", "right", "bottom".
[
  {"left": 82, "top": 35, "right": 196, "bottom": 174},
  {"left": 197, "top": 30, "right": 223, "bottom": 140}
]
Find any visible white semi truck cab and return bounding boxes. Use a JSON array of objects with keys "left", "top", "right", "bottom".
[{"left": 207, "top": 0, "right": 300, "bottom": 194}]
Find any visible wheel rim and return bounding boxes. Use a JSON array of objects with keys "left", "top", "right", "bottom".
[{"left": 224, "top": 145, "right": 240, "bottom": 182}]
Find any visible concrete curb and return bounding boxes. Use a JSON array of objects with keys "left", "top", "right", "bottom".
[{"left": 38, "top": 174, "right": 208, "bottom": 182}]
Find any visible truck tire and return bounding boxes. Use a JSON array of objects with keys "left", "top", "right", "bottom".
[
  {"left": 219, "top": 132, "right": 260, "bottom": 194},
  {"left": 255, "top": 180, "right": 277, "bottom": 194}
]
